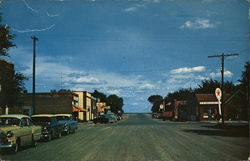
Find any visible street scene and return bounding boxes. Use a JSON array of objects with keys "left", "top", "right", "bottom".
[
  {"left": 0, "top": 114, "right": 248, "bottom": 161},
  {"left": 2, "top": 114, "right": 248, "bottom": 160},
  {"left": 0, "top": 0, "right": 249, "bottom": 161}
]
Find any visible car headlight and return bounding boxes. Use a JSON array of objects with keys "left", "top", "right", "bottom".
[{"left": 7, "top": 131, "right": 13, "bottom": 138}]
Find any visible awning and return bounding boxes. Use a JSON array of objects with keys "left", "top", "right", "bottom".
[
  {"left": 98, "top": 106, "right": 103, "bottom": 112},
  {"left": 72, "top": 105, "right": 86, "bottom": 112}
]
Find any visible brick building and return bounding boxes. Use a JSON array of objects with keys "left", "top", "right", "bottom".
[
  {"left": 0, "top": 59, "right": 14, "bottom": 114},
  {"left": 15, "top": 92, "right": 80, "bottom": 118}
]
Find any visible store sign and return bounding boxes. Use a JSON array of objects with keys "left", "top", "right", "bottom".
[
  {"left": 200, "top": 102, "right": 221, "bottom": 105},
  {"left": 215, "top": 88, "right": 222, "bottom": 101}
]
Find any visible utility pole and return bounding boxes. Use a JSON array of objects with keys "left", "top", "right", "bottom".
[
  {"left": 208, "top": 53, "right": 239, "bottom": 124},
  {"left": 31, "top": 36, "right": 38, "bottom": 115}
]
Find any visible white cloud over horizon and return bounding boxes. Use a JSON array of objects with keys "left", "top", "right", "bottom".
[
  {"left": 180, "top": 18, "right": 217, "bottom": 29},
  {"left": 209, "top": 70, "right": 233, "bottom": 78},
  {"left": 139, "top": 83, "right": 155, "bottom": 90},
  {"left": 170, "top": 66, "right": 206, "bottom": 74}
]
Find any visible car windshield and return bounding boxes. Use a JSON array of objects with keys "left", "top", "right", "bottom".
[
  {"left": 103, "top": 114, "right": 113, "bottom": 118},
  {"left": 0, "top": 117, "right": 21, "bottom": 126},
  {"left": 56, "top": 116, "right": 69, "bottom": 121},
  {"left": 32, "top": 117, "right": 51, "bottom": 125}
]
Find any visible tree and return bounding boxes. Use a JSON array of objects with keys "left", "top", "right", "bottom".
[
  {"left": 0, "top": 16, "right": 27, "bottom": 110},
  {"left": 107, "top": 95, "right": 124, "bottom": 114},
  {"left": 0, "top": 72, "right": 28, "bottom": 108},
  {"left": 238, "top": 61, "right": 249, "bottom": 98},
  {"left": 0, "top": 17, "right": 16, "bottom": 57},
  {"left": 166, "top": 88, "right": 194, "bottom": 101},
  {"left": 234, "top": 61, "right": 250, "bottom": 120},
  {"left": 195, "top": 79, "right": 236, "bottom": 94},
  {"left": 92, "top": 90, "right": 107, "bottom": 102},
  {"left": 147, "top": 95, "right": 163, "bottom": 112}
]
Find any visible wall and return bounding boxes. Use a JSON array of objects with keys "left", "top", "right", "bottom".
[{"left": 18, "top": 93, "right": 75, "bottom": 115}]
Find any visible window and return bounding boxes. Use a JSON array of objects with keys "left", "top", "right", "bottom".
[{"left": 20, "top": 118, "right": 28, "bottom": 126}]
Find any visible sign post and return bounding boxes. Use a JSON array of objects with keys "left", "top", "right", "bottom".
[{"left": 215, "top": 88, "right": 222, "bottom": 122}]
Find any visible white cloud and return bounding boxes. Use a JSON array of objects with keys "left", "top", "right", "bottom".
[
  {"left": 106, "top": 89, "right": 120, "bottom": 95},
  {"left": 209, "top": 70, "right": 233, "bottom": 78},
  {"left": 139, "top": 83, "right": 155, "bottom": 89},
  {"left": 22, "top": 0, "right": 39, "bottom": 14},
  {"left": 123, "top": 3, "right": 146, "bottom": 13},
  {"left": 71, "top": 77, "right": 102, "bottom": 84},
  {"left": 124, "top": 7, "right": 137, "bottom": 12},
  {"left": 12, "top": 24, "right": 56, "bottom": 33},
  {"left": 170, "top": 66, "right": 206, "bottom": 74},
  {"left": 47, "top": 12, "right": 59, "bottom": 17},
  {"left": 180, "top": 18, "right": 216, "bottom": 29}
]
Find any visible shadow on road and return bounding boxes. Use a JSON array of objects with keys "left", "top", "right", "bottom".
[{"left": 183, "top": 124, "right": 249, "bottom": 137}]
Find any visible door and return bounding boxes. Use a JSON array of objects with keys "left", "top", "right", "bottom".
[{"left": 19, "top": 118, "right": 32, "bottom": 146}]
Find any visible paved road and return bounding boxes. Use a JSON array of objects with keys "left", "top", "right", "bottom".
[{"left": 1, "top": 114, "right": 248, "bottom": 160}]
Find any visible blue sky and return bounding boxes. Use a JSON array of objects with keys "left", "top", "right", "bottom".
[{"left": 1, "top": 0, "right": 249, "bottom": 113}]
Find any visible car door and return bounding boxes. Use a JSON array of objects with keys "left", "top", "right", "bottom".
[
  {"left": 52, "top": 117, "right": 60, "bottom": 136},
  {"left": 28, "top": 118, "right": 41, "bottom": 141},
  {"left": 19, "top": 118, "right": 32, "bottom": 146}
]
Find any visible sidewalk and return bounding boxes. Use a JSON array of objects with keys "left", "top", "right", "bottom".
[{"left": 200, "top": 120, "right": 249, "bottom": 125}]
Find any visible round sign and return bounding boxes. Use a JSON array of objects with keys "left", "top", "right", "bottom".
[{"left": 215, "top": 88, "right": 222, "bottom": 100}]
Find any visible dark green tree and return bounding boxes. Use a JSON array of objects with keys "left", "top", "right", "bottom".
[
  {"left": 0, "top": 72, "right": 28, "bottom": 108},
  {"left": 0, "top": 17, "right": 16, "bottom": 57},
  {"left": 166, "top": 88, "right": 194, "bottom": 101},
  {"left": 0, "top": 16, "right": 27, "bottom": 110},
  {"left": 147, "top": 95, "right": 163, "bottom": 112},
  {"left": 195, "top": 79, "right": 236, "bottom": 94},
  {"left": 107, "top": 95, "right": 124, "bottom": 114},
  {"left": 233, "top": 61, "right": 250, "bottom": 120},
  {"left": 92, "top": 90, "right": 107, "bottom": 102}
]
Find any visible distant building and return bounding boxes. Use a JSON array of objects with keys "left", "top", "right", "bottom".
[
  {"left": 186, "top": 94, "right": 233, "bottom": 121},
  {"left": 74, "top": 91, "right": 98, "bottom": 121},
  {"left": 0, "top": 59, "right": 14, "bottom": 114},
  {"left": 14, "top": 92, "right": 80, "bottom": 118}
]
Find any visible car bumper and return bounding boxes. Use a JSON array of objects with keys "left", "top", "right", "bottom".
[{"left": 0, "top": 143, "right": 16, "bottom": 148}]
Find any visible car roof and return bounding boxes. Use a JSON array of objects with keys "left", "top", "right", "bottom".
[
  {"left": 54, "top": 114, "right": 71, "bottom": 117},
  {"left": 0, "top": 114, "right": 30, "bottom": 119},
  {"left": 32, "top": 114, "right": 55, "bottom": 117}
]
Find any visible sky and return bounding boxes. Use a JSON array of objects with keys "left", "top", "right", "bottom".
[{"left": 1, "top": 0, "right": 249, "bottom": 113}]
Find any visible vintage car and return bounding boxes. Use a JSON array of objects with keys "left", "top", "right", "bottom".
[
  {"left": 54, "top": 114, "right": 78, "bottom": 135},
  {"left": 104, "top": 113, "right": 117, "bottom": 123},
  {"left": 31, "top": 114, "right": 63, "bottom": 141},
  {"left": 0, "top": 114, "right": 41, "bottom": 153},
  {"left": 93, "top": 115, "right": 109, "bottom": 124}
]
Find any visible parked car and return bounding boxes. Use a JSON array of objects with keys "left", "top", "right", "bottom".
[
  {"left": 93, "top": 115, "right": 109, "bottom": 124},
  {"left": 31, "top": 114, "right": 63, "bottom": 141},
  {"left": 0, "top": 114, "right": 41, "bottom": 153},
  {"left": 152, "top": 113, "right": 162, "bottom": 119},
  {"left": 54, "top": 114, "right": 78, "bottom": 135},
  {"left": 104, "top": 113, "right": 117, "bottom": 123}
]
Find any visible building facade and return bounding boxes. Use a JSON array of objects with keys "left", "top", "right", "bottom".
[
  {"left": 14, "top": 92, "right": 80, "bottom": 118},
  {"left": 0, "top": 59, "right": 14, "bottom": 114}
]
